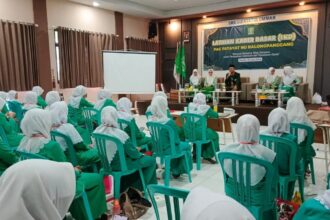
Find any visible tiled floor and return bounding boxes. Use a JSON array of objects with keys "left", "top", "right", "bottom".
[{"left": 134, "top": 115, "right": 329, "bottom": 220}]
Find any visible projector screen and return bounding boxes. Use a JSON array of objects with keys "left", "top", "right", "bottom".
[{"left": 103, "top": 51, "right": 156, "bottom": 94}]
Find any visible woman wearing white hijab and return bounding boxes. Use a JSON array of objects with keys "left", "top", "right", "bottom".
[
  {"left": 50, "top": 101, "right": 99, "bottom": 166},
  {"left": 117, "top": 97, "right": 152, "bottom": 149},
  {"left": 23, "top": 91, "right": 39, "bottom": 111},
  {"left": 6, "top": 90, "right": 23, "bottom": 121},
  {"left": 0, "top": 91, "right": 8, "bottom": 101},
  {"left": 282, "top": 66, "right": 300, "bottom": 98},
  {"left": 181, "top": 187, "right": 255, "bottom": 220},
  {"left": 189, "top": 69, "right": 201, "bottom": 88},
  {"left": 145, "top": 91, "right": 172, "bottom": 119},
  {"left": 0, "top": 159, "right": 75, "bottom": 220},
  {"left": 45, "top": 91, "right": 61, "bottom": 110},
  {"left": 204, "top": 69, "right": 216, "bottom": 88},
  {"left": 149, "top": 96, "right": 192, "bottom": 177},
  {"left": 17, "top": 108, "right": 107, "bottom": 220},
  {"left": 32, "top": 85, "right": 47, "bottom": 108},
  {"left": 188, "top": 93, "right": 219, "bottom": 163},
  {"left": 68, "top": 85, "right": 94, "bottom": 126},
  {"left": 94, "top": 106, "right": 157, "bottom": 190},
  {"left": 264, "top": 67, "right": 281, "bottom": 89},
  {"left": 0, "top": 98, "right": 23, "bottom": 147},
  {"left": 6, "top": 90, "right": 18, "bottom": 102},
  {"left": 294, "top": 189, "right": 330, "bottom": 219},
  {"left": 94, "top": 89, "right": 116, "bottom": 111}
]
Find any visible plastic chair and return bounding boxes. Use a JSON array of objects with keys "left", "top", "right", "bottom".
[
  {"left": 93, "top": 133, "right": 147, "bottom": 199},
  {"left": 217, "top": 152, "right": 277, "bottom": 220},
  {"left": 82, "top": 107, "right": 100, "bottom": 135},
  {"left": 0, "top": 126, "right": 10, "bottom": 148},
  {"left": 327, "top": 173, "right": 330, "bottom": 189},
  {"left": 290, "top": 122, "right": 316, "bottom": 184},
  {"left": 180, "top": 113, "right": 216, "bottom": 170},
  {"left": 260, "top": 134, "right": 304, "bottom": 201},
  {"left": 147, "top": 184, "right": 189, "bottom": 220},
  {"left": 118, "top": 118, "right": 149, "bottom": 151},
  {"left": 147, "top": 121, "right": 192, "bottom": 186},
  {"left": 51, "top": 131, "right": 79, "bottom": 166}
]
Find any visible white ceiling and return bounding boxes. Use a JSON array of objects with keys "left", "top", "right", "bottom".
[{"left": 69, "top": 0, "right": 287, "bottom": 18}]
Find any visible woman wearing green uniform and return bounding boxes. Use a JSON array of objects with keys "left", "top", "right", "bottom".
[
  {"left": 17, "top": 109, "right": 107, "bottom": 220},
  {"left": 282, "top": 66, "right": 301, "bottom": 99},
  {"left": 23, "top": 91, "right": 40, "bottom": 111},
  {"left": 68, "top": 85, "right": 94, "bottom": 126},
  {"left": 94, "top": 106, "right": 157, "bottom": 191},
  {"left": 145, "top": 91, "right": 172, "bottom": 119},
  {"left": 94, "top": 89, "right": 116, "bottom": 111},
  {"left": 50, "top": 101, "right": 100, "bottom": 166},
  {"left": 0, "top": 137, "right": 18, "bottom": 176},
  {"left": 117, "top": 97, "right": 152, "bottom": 149},
  {"left": 149, "top": 96, "right": 192, "bottom": 178},
  {"left": 45, "top": 90, "right": 61, "bottom": 110},
  {"left": 0, "top": 98, "right": 23, "bottom": 147},
  {"left": 32, "top": 86, "right": 47, "bottom": 108},
  {"left": 202, "top": 69, "right": 217, "bottom": 93},
  {"left": 6, "top": 90, "right": 24, "bottom": 122},
  {"left": 188, "top": 93, "right": 220, "bottom": 164},
  {"left": 264, "top": 67, "right": 281, "bottom": 89},
  {"left": 261, "top": 107, "right": 302, "bottom": 199},
  {"left": 294, "top": 189, "right": 330, "bottom": 220}
]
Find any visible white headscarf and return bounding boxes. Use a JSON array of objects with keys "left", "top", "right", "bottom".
[
  {"left": 188, "top": 93, "right": 210, "bottom": 116},
  {"left": 18, "top": 109, "right": 52, "bottom": 153},
  {"left": 94, "top": 89, "right": 112, "bottom": 111},
  {"left": 0, "top": 91, "right": 8, "bottom": 100},
  {"left": 181, "top": 187, "right": 255, "bottom": 220},
  {"left": 190, "top": 69, "right": 200, "bottom": 86},
  {"left": 0, "top": 159, "right": 75, "bottom": 220},
  {"left": 286, "top": 97, "right": 316, "bottom": 144},
  {"left": 316, "top": 189, "right": 330, "bottom": 210},
  {"left": 69, "top": 85, "right": 87, "bottom": 108},
  {"left": 117, "top": 97, "right": 133, "bottom": 121},
  {"left": 146, "top": 91, "right": 168, "bottom": 114},
  {"left": 222, "top": 114, "right": 276, "bottom": 186},
  {"left": 50, "top": 101, "right": 83, "bottom": 149},
  {"left": 266, "top": 67, "right": 276, "bottom": 84},
  {"left": 149, "top": 96, "right": 169, "bottom": 124},
  {"left": 32, "top": 86, "right": 44, "bottom": 96},
  {"left": 7, "top": 90, "right": 17, "bottom": 101},
  {"left": 46, "top": 91, "right": 61, "bottom": 108},
  {"left": 205, "top": 69, "right": 216, "bottom": 87},
  {"left": 283, "top": 66, "right": 298, "bottom": 86},
  {"left": 23, "top": 91, "right": 38, "bottom": 110},
  {"left": 0, "top": 98, "right": 6, "bottom": 112},
  {"left": 264, "top": 107, "right": 289, "bottom": 137}
]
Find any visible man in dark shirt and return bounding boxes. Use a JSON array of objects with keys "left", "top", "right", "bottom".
[{"left": 225, "top": 64, "right": 241, "bottom": 91}]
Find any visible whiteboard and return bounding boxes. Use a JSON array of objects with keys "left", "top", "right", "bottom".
[{"left": 103, "top": 51, "right": 156, "bottom": 94}]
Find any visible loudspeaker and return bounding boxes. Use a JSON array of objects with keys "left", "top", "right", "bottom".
[{"left": 148, "top": 22, "right": 157, "bottom": 39}]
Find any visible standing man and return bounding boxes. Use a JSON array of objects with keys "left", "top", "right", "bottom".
[{"left": 225, "top": 64, "right": 241, "bottom": 91}]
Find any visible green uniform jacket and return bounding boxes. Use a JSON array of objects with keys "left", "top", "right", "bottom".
[
  {"left": 73, "top": 142, "right": 100, "bottom": 166},
  {"left": 0, "top": 138, "right": 18, "bottom": 176},
  {"left": 0, "top": 112, "right": 23, "bottom": 147},
  {"left": 99, "top": 99, "right": 117, "bottom": 110},
  {"left": 68, "top": 98, "right": 94, "bottom": 126},
  {"left": 124, "top": 119, "right": 152, "bottom": 148},
  {"left": 37, "top": 96, "right": 47, "bottom": 109},
  {"left": 294, "top": 199, "right": 330, "bottom": 220}
]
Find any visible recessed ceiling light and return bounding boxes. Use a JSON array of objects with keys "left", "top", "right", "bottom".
[
  {"left": 246, "top": 8, "right": 252, "bottom": 13},
  {"left": 203, "top": 15, "right": 207, "bottom": 19},
  {"left": 93, "top": 1, "right": 100, "bottom": 7},
  {"left": 299, "top": 1, "right": 305, "bottom": 6}
]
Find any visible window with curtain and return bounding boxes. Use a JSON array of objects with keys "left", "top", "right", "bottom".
[
  {"left": 56, "top": 27, "right": 118, "bottom": 88},
  {"left": 0, "top": 21, "right": 39, "bottom": 91},
  {"left": 126, "top": 37, "right": 162, "bottom": 83}
]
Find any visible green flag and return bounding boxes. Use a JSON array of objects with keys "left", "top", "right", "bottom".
[{"left": 174, "top": 43, "right": 186, "bottom": 81}]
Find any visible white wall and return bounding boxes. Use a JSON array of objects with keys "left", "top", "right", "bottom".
[{"left": 0, "top": 0, "right": 34, "bottom": 23}]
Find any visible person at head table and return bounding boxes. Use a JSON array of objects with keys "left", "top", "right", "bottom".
[
  {"left": 264, "top": 67, "right": 281, "bottom": 89},
  {"left": 189, "top": 69, "right": 201, "bottom": 88},
  {"left": 225, "top": 64, "right": 241, "bottom": 91}
]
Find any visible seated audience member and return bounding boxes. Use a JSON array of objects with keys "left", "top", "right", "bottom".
[
  {"left": 181, "top": 187, "right": 255, "bottom": 220},
  {"left": 45, "top": 91, "right": 61, "bottom": 110},
  {"left": 94, "top": 106, "right": 157, "bottom": 190},
  {"left": 117, "top": 97, "right": 152, "bottom": 150},
  {"left": 203, "top": 69, "right": 217, "bottom": 92},
  {"left": 6, "top": 90, "right": 20, "bottom": 103},
  {"left": 0, "top": 98, "right": 23, "bottom": 147},
  {"left": 145, "top": 91, "right": 172, "bottom": 119},
  {"left": 0, "top": 159, "right": 75, "bottom": 220},
  {"left": 94, "top": 89, "right": 116, "bottom": 111},
  {"left": 149, "top": 96, "right": 192, "bottom": 178},
  {"left": 282, "top": 66, "right": 300, "bottom": 98},
  {"left": 294, "top": 189, "right": 330, "bottom": 220},
  {"left": 32, "top": 86, "right": 47, "bottom": 108},
  {"left": 6, "top": 90, "right": 22, "bottom": 117},
  {"left": 189, "top": 69, "right": 201, "bottom": 88},
  {"left": 286, "top": 97, "right": 316, "bottom": 171},
  {"left": 50, "top": 101, "right": 99, "bottom": 166},
  {"left": 225, "top": 64, "right": 241, "bottom": 91},
  {"left": 17, "top": 109, "right": 107, "bottom": 220},
  {"left": 0, "top": 92, "right": 7, "bottom": 101},
  {"left": 264, "top": 67, "right": 281, "bottom": 89},
  {"left": 68, "top": 85, "right": 94, "bottom": 126},
  {"left": 0, "top": 137, "right": 18, "bottom": 176},
  {"left": 188, "top": 93, "right": 219, "bottom": 163},
  {"left": 23, "top": 91, "right": 39, "bottom": 111}
]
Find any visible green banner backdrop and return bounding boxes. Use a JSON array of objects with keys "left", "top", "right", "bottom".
[{"left": 203, "top": 18, "right": 310, "bottom": 70}]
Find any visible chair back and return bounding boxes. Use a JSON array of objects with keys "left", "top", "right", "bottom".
[
  {"left": 180, "top": 113, "right": 207, "bottom": 142},
  {"left": 259, "top": 134, "right": 297, "bottom": 178},
  {"left": 118, "top": 118, "right": 137, "bottom": 147},
  {"left": 217, "top": 152, "right": 276, "bottom": 208},
  {"left": 147, "top": 121, "right": 178, "bottom": 157},
  {"left": 93, "top": 133, "right": 128, "bottom": 175},
  {"left": 15, "top": 150, "right": 47, "bottom": 160},
  {"left": 82, "top": 107, "right": 100, "bottom": 134},
  {"left": 289, "top": 122, "right": 314, "bottom": 146},
  {"left": 148, "top": 184, "right": 189, "bottom": 220},
  {"left": 0, "top": 126, "right": 10, "bottom": 147},
  {"left": 50, "top": 130, "right": 79, "bottom": 166},
  {"left": 327, "top": 173, "right": 330, "bottom": 189}
]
